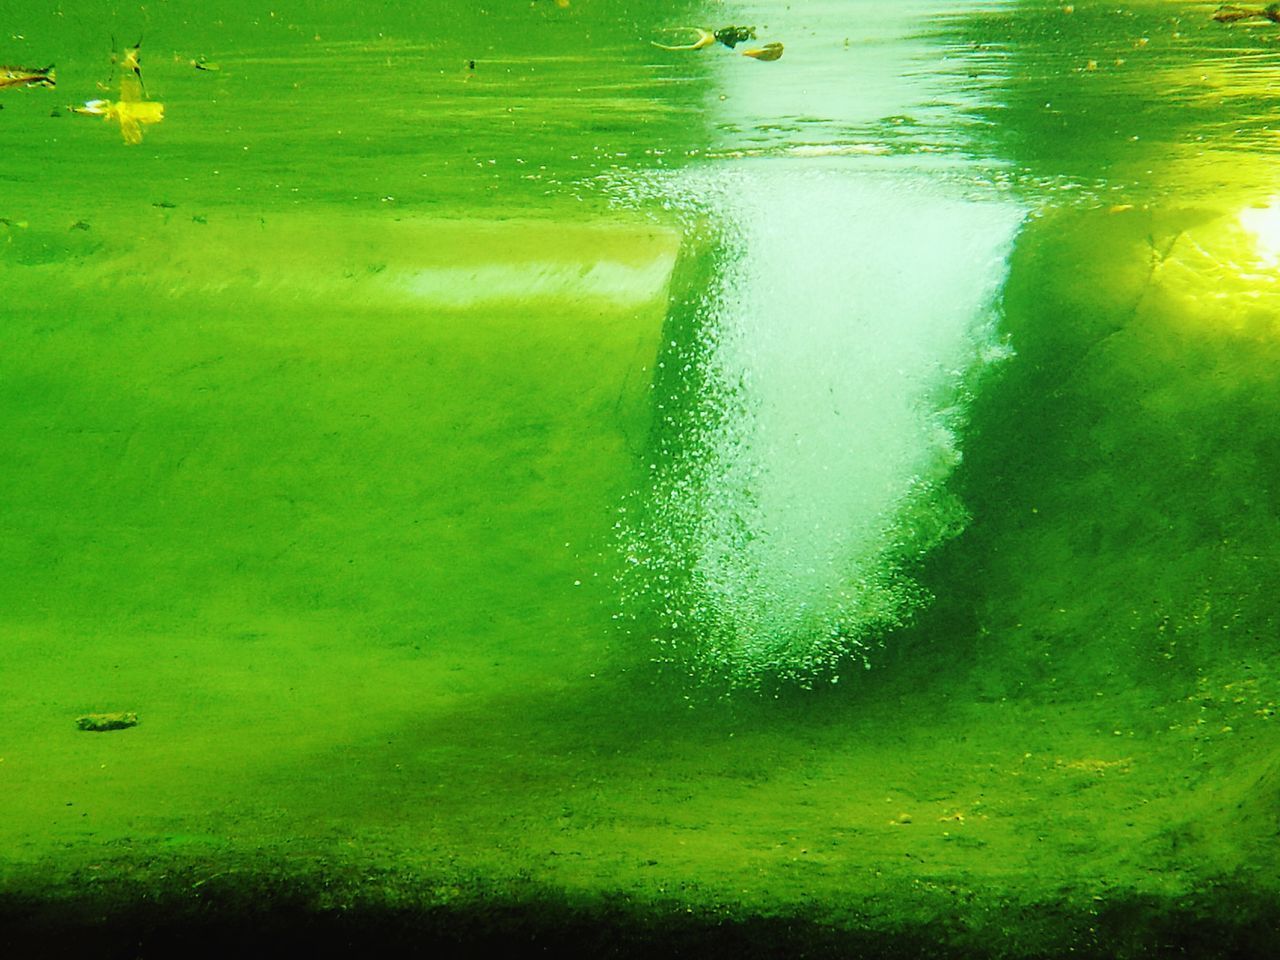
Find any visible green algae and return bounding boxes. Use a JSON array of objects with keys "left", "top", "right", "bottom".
[{"left": 1, "top": 1, "right": 1277, "bottom": 955}]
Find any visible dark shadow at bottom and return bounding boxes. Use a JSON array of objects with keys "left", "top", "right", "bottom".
[{"left": 3, "top": 877, "right": 1277, "bottom": 960}]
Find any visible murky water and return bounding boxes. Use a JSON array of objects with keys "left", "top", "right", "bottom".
[{"left": 2, "top": 1, "right": 1277, "bottom": 953}]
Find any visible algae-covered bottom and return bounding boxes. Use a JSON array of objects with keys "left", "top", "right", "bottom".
[
  {"left": 1, "top": 679, "right": 1276, "bottom": 959},
  {"left": 1, "top": 207, "right": 1278, "bottom": 957}
]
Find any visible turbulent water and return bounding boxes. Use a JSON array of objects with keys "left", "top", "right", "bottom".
[
  {"left": 616, "top": 165, "right": 1021, "bottom": 685},
  {"left": 612, "top": 1, "right": 1026, "bottom": 685},
  {"left": 610, "top": 0, "right": 1280, "bottom": 685}
]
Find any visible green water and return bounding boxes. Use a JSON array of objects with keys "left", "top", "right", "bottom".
[{"left": 2, "top": 1, "right": 1278, "bottom": 955}]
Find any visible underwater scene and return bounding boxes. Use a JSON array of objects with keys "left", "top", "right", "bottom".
[{"left": 2, "top": 0, "right": 1277, "bottom": 956}]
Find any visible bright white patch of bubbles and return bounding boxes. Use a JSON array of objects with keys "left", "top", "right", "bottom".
[{"left": 611, "top": 160, "right": 1024, "bottom": 688}]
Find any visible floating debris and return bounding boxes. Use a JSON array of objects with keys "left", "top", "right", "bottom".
[
  {"left": 1213, "top": 4, "right": 1280, "bottom": 23},
  {"left": 652, "top": 27, "right": 717, "bottom": 52},
  {"left": 743, "top": 42, "right": 785, "bottom": 62},
  {"left": 114, "top": 38, "right": 143, "bottom": 84},
  {"left": 653, "top": 26, "right": 782, "bottom": 59},
  {"left": 75, "top": 711, "right": 138, "bottom": 732},
  {"left": 714, "top": 26, "right": 757, "bottom": 48},
  {"left": 190, "top": 56, "right": 221, "bottom": 72},
  {"left": 0, "top": 64, "right": 55, "bottom": 90},
  {"left": 71, "top": 96, "right": 165, "bottom": 144},
  {"left": 71, "top": 41, "right": 163, "bottom": 144}
]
